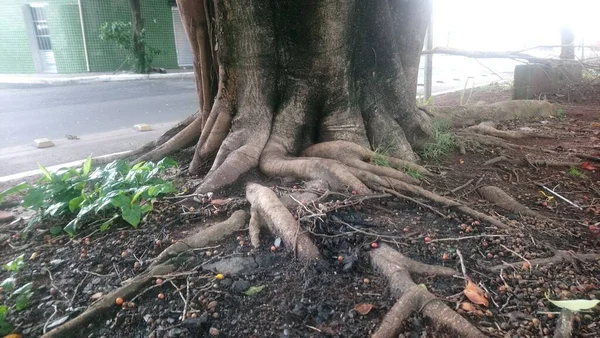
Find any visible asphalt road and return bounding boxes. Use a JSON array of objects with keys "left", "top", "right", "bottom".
[
  {"left": 0, "top": 57, "right": 517, "bottom": 178},
  {"left": 0, "top": 79, "right": 197, "bottom": 177}
]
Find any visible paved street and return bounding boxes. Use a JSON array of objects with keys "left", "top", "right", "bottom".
[{"left": 0, "top": 79, "right": 197, "bottom": 176}]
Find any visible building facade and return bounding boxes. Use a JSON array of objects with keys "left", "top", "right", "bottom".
[{"left": 0, "top": 0, "right": 193, "bottom": 74}]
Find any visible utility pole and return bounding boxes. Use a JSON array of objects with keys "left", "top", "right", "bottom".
[{"left": 424, "top": 9, "right": 434, "bottom": 100}]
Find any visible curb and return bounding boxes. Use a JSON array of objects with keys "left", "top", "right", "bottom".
[{"left": 0, "top": 72, "right": 194, "bottom": 85}]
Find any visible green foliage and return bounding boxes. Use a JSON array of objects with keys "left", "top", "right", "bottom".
[
  {"left": 556, "top": 108, "right": 566, "bottom": 119},
  {"left": 12, "top": 283, "right": 33, "bottom": 311},
  {"left": 371, "top": 148, "right": 391, "bottom": 167},
  {"left": 0, "top": 182, "right": 29, "bottom": 205},
  {"left": 421, "top": 119, "right": 456, "bottom": 160},
  {"left": 567, "top": 167, "right": 584, "bottom": 178},
  {"left": 0, "top": 305, "right": 14, "bottom": 336},
  {"left": 2, "top": 256, "right": 24, "bottom": 274},
  {"left": 243, "top": 285, "right": 265, "bottom": 296},
  {"left": 98, "top": 21, "right": 162, "bottom": 73},
  {"left": 417, "top": 96, "right": 433, "bottom": 106},
  {"left": 7, "top": 157, "right": 177, "bottom": 236},
  {"left": 402, "top": 167, "right": 424, "bottom": 180}
]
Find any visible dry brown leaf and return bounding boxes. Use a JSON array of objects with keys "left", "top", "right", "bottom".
[
  {"left": 354, "top": 303, "right": 374, "bottom": 315},
  {"left": 464, "top": 279, "right": 489, "bottom": 307},
  {"left": 3, "top": 334, "right": 23, "bottom": 338},
  {"left": 211, "top": 199, "right": 230, "bottom": 206},
  {"left": 459, "top": 302, "right": 477, "bottom": 312}
]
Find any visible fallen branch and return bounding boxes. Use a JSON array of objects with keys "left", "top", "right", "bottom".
[{"left": 489, "top": 250, "right": 600, "bottom": 271}]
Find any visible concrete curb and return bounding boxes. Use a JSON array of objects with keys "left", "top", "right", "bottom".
[{"left": 0, "top": 72, "right": 194, "bottom": 85}]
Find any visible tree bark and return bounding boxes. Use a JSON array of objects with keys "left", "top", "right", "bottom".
[{"left": 128, "top": 0, "right": 147, "bottom": 73}]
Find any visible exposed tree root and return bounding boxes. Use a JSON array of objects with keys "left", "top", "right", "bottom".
[
  {"left": 467, "top": 121, "right": 553, "bottom": 140},
  {"left": 151, "top": 210, "right": 248, "bottom": 267},
  {"left": 483, "top": 155, "right": 581, "bottom": 168},
  {"left": 489, "top": 250, "right": 600, "bottom": 271},
  {"left": 370, "top": 244, "right": 485, "bottom": 338},
  {"left": 246, "top": 183, "right": 321, "bottom": 260},
  {"left": 553, "top": 308, "right": 574, "bottom": 338},
  {"left": 42, "top": 211, "right": 248, "bottom": 338},
  {"left": 478, "top": 186, "right": 548, "bottom": 220}
]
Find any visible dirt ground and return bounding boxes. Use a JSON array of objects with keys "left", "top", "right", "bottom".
[{"left": 0, "top": 83, "right": 599, "bottom": 338}]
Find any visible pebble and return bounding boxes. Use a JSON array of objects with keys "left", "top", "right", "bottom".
[
  {"left": 209, "top": 327, "right": 220, "bottom": 336},
  {"left": 231, "top": 280, "right": 251, "bottom": 293}
]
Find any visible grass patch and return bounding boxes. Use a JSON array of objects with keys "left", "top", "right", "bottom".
[
  {"left": 402, "top": 167, "right": 424, "bottom": 180},
  {"left": 567, "top": 167, "right": 584, "bottom": 178},
  {"left": 371, "top": 148, "right": 391, "bottom": 167},
  {"left": 421, "top": 119, "right": 456, "bottom": 160}
]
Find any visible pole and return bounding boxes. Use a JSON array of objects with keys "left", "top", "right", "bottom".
[
  {"left": 77, "top": 0, "right": 90, "bottom": 72},
  {"left": 424, "top": 10, "right": 433, "bottom": 100}
]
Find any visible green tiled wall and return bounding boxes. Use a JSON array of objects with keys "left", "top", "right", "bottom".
[{"left": 0, "top": 0, "right": 178, "bottom": 74}]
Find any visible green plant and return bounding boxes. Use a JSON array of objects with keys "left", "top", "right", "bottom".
[
  {"left": 371, "top": 148, "right": 391, "bottom": 167},
  {"left": 0, "top": 182, "right": 29, "bottom": 205},
  {"left": 0, "top": 255, "right": 34, "bottom": 334},
  {"left": 10, "top": 157, "right": 177, "bottom": 236},
  {"left": 99, "top": 21, "right": 162, "bottom": 73},
  {"left": 417, "top": 96, "right": 433, "bottom": 106},
  {"left": 556, "top": 108, "right": 566, "bottom": 119},
  {"left": 421, "top": 119, "right": 456, "bottom": 160},
  {"left": 567, "top": 167, "right": 584, "bottom": 178},
  {"left": 402, "top": 167, "right": 424, "bottom": 180}
]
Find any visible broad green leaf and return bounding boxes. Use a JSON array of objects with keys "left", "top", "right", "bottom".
[
  {"left": 13, "top": 283, "right": 33, "bottom": 311},
  {"left": 0, "top": 278, "right": 15, "bottom": 291},
  {"left": 131, "top": 161, "right": 146, "bottom": 170},
  {"left": 12, "top": 282, "right": 32, "bottom": 296},
  {"left": 0, "top": 182, "right": 30, "bottom": 204},
  {"left": 110, "top": 194, "right": 130, "bottom": 209},
  {"left": 243, "top": 285, "right": 265, "bottom": 296},
  {"left": 38, "top": 162, "right": 52, "bottom": 181},
  {"left": 49, "top": 226, "right": 63, "bottom": 236},
  {"left": 45, "top": 202, "right": 67, "bottom": 217},
  {"left": 69, "top": 196, "right": 85, "bottom": 212},
  {"left": 0, "top": 305, "right": 7, "bottom": 317},
  {"left": 156, "top": 157, "right": 178, "bottom": 170},
  {"left": 22, "top": 188, "right": 45, "bottom": 210},
  {"left": 3, "top": 255, "right": 24, "bottom": 273},
  {"left": 100, "top": 215, "right": 118, "bottom": 232},
  {"left": 121, "top": 204, "right": 142, "bottom": 227},
  {"left": 64, "top": 218, "right": 78, "bottom": 236},
  {"left": 546, "top": 293, "right": 600, "bottom": 312},
  {"left": 131, "top": 186, "right": 151, "bottom": 204},
  {"left": 140, "top": 203, "right": 153, "bottom": 214},
  {"left": 83, "top": 156, "right": 92, "bottom": 176},
  {"left": 148, "top": 183, "right": 175, "bottom": 197}
]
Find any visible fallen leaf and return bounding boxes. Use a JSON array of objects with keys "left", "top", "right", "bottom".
[
  {"left": 243, "top": 285, "right": 265, "bottom": 296},
  {"left": 591, "top": 122, "right": 600, "bottom": 128},
  {"left": 464, "top": 279, "right": 489, "bottom": 307},
  {"left": 3, "top": 334, "right": 23, "bottom": 338},
  {"left": 460, "top": 302, "right": 477, "bottom": 312},
  {"left": 545, "top": 293, "right": 600, "bottom": 312},
  {"left": 211, "top": 199, "right": 230, "bottom": 206},
  {"left": 354, "top": 303, "right": 374, "bottom": 315},
  {"left": 581, "top": 162, "right": 599, "bottom": 171}
]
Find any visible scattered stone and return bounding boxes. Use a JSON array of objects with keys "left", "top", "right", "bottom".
[
  {"left": 231, "top": 280, "right": 251, "bottom": 293},
  {"left": 209, "top": 327, "right": 220, "bottom": 336},
  {"left": 92, "top": 277, "right": 102, "bottom": 285},
  {"left": 220, "top": 278, "right": 233, "bottom": 287},
  {"left": 182, "top": 316, "right": 208, "bottom": 333},
  {"left": 34, "top": 138, "right": 55, "bottom": 148},
  {"left": 90, "top": 292, "right": 103, "bottom": 301},
  {"left": 203, "top": 257, "right": 258, "bottom": 276},
  {"left": 134, "top": 123, "right": 152, "bottom": 132}
]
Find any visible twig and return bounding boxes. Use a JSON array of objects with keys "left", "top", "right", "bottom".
[
  {"left": 456, "top": 249, "right": 467, "bottom": 281},
  {"left": 383, "top": 188, "right": 447, "bottom": 218},
  {"left": 182, "top": 278, "right": 190, "bottom": 321},
  {"left": 83, "top": 270, "right": 114, "bottom": 278},
  {"left": 445, "top": 179, "right": 474, "bottom": 195},
  {"left": 69, "top": 275, "right": 88, "bottom": 308},
  {"left": 500, "top": 244, "right": 532, "bottom": 271},
  {"left": 332, "top": 218, "right": 406, "bottom": 240},
  {"left": 306, "top": 325, "right": 322, "bottom": 333},
  {"left": 46, "top": 269, "right": 69, "bottom": 301},
  {"left": 430, "top": 234, "right": 508, "bottom": 243},
  {"left": 113, "top": 262, "right": 122, "bottom": 282},
  {"left": 536, "top": 184, "right": 582, "bottom": 210},
  {"left": 168, "top": 280, "right": 187, "bottom": 320},
  {"left": 43, "top": 304, "right": 58, "bottom": 334}
]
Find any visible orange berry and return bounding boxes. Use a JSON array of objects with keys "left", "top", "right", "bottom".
[
  {"left": 155, "top": 278, "right": 163, "bottom": 286},
  {"left": 337, "top": 255, "right": 344, "bottom": 261},
  {"left": 442, "top": 253, "right": 449, "bottom": 261},
  {"left": 157, "top": 293, "right": 165, "bottom": 300},
  {"left": 270, "top": 245, "right": 277, "bottom": 252},
  {"left": 370, "top": 242, "right": 378, "bottom": 249},
  {"left": 424, "top": 237, "right": 432, "bottom": 244},
  {"left": 115, "top": 297, "right": 124, "bottom": 306}
]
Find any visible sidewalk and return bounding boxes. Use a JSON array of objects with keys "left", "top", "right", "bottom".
[{"left": 0, "top": 70, "right": 194, "bottom": 85}]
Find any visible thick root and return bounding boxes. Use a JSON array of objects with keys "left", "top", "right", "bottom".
[
  {"left": 478, "top": 186, "right": 548, "bottom": 220},
  {"left": 489, "top": 250, "right": 600, "bottom": 271},
  {"left": 467, "top": 121, "right": 552, "bottom": 140},
  {"left": 554, "top": 309, "right": 574, "bottom": 338},
  {"left": 370, "top": 244, "right": 485, "bottom": 338},
  {"left": 151, "top": 210, "right": 248, "bottom": 267},
  {"left": 246, "top": 183, "right": 321, "bottom": 260}
]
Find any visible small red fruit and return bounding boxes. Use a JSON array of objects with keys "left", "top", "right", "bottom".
[
  {"left": 115, "top": 297, "right": 124, "bottom": 306},
  {"left": 471, "top": 220, "right": 480, "bottom": 226},
  {"left": 351, "top": 190, "right": 357, "bottom": 195},
  {"left": 403, "top": 226, "right": 410, "bottom": 232},
  {"left": 270, "top": 245, "right": 277, "bottom": 252},
  {"left": 465, "top": 226, "right": 473, "bottom": 233},
  {"left": 239, "top": 240, "right": 245, "bottom": 246},
  {"left": 157, "top": 293, "right": 165, "bottom": 300},
  {"left": 442, "top": 253, "right": 449, "bottom": 261},
  {"left": 50, "top": 288, "right": 58, "bottom": 296},
  {"left": 487, "top": 253, "right": 493, "bottom": 259},
  {"left": 293, "top": 185, "right": 298, "bottom": 190},
  {"left": 121, "top": 250, "right": 128, "bottom": 258},
  {"left": 424, "top": 237, "right": 432, "bottom": 244},
  {"left": 155, "top": 278, "right": 163, "bottom": 286},
  {"left": 542, "top": 201, "right": 548, "bottom": 207},
  {"left": 460, "top": 223, "right": 467, "bottom": 230},
  {"left": 370, "top": 242, "right": 379, "bottom": 249},
  {"left": 337, "top": 255, "right": 344, "bottom": 261}
]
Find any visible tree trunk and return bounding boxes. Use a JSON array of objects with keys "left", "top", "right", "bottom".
[
  {"left": 166, "top": 0, "right": 436, "bottom": 193},
  {"left": 128, "top": 0, "right": 147, "bottom": 73}
]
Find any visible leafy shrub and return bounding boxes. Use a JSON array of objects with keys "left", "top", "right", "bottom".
[
  {"left": 98, "top": 21, "right": 162, "bottom": 73},
  {"left": 0, "top": 255, "right": 33, "bottom": 335},
  {"left": 14, "top": 157, "right": 177, "bottom": 236}
]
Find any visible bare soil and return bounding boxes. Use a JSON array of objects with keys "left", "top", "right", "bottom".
[{"left": 0, "top": 84, "right": 599, "bottom": 338}]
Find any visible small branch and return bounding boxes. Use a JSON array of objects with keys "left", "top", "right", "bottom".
[
  {"left": 445, "top": 179, "right": 474, "bottom": 195},
  {"left": 456, "top": 249, "right": 467, "bottom": 280},
  {"left": 46, "top": 269, "right": 69, "bottom": 301},
  {"left": 43, "top": 305, "right": 58, "bottom": 334},
  {"left": 500, "top": 244, "right": 531, "bottom": 270},
  {"left": 382, "top": 188, "right": 446, "bottom": 218},
  {"left": 431, "top": 234, "right": 508, "bottom": 243}
]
